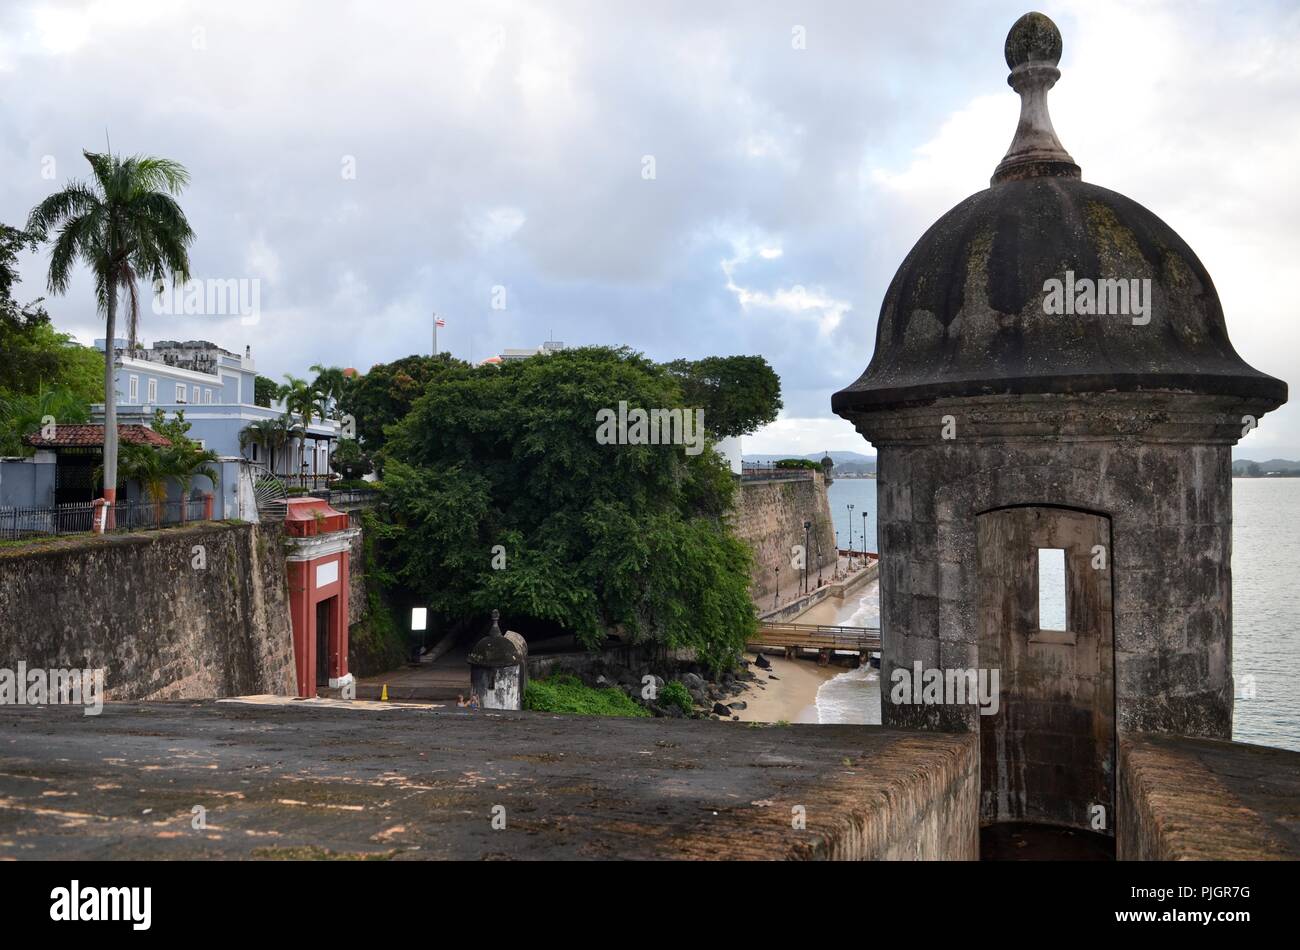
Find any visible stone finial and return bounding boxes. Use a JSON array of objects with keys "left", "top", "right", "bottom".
[
  {"left": 490, "top": 608, "right": 502, "bottom": 636},
  {"left": 991, "top": 12, "right": 1080, "bottom": 185}
]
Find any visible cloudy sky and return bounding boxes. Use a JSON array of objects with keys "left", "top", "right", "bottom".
[{"left": 2, "top": 0, "right": 1297, "bottom": 457}]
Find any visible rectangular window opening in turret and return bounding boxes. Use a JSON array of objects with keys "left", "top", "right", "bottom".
[{"left": 1037, "top": 547, "right": 1067, "bottom": 632}]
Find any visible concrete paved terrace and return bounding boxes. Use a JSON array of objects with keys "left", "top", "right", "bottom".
[{"left": 0, "top": 700, "right": 977, "bottom": 860}]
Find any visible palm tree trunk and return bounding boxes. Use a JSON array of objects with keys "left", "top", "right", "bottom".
[{"left": 102, "top": 279, "right": 118, "bottom": 529}]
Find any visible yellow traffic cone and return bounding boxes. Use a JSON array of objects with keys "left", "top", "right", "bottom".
[{"left": 381, "top": 684, "right": 389, "bottom": 701}]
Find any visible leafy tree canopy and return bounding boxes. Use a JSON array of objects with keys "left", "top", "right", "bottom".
[
  {"left": 254, "top": 374, "right": 277, "bottom": 408},
  {"left": 0, "top": 384, "right": 92, "bottom": 457},
  {"left": 0, "top": 224, "right": 48, "bottom": 330},
  {"left": 375, "top": 346, "right": 756, "bottom": 671},
  {"left": 0, "top": 222, "right": 103, "bottom": 454},
  {"left": 330, "top": 437, "right": 372, "bottom": 479},
  {"left": 0, "top": 318, "right": 103, "bottom": 408},
  {"left": 663, "top": 354, "right": 782, "bottom": 439},
  {"left": 338, "top": 352, "right": 471, "bottom": 454}
]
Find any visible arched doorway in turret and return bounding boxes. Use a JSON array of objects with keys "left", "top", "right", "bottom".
[{"left": 976, "top": 504, "right": 1115, "bottom": 857}]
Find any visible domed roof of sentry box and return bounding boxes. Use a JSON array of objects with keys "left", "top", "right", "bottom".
[{"left": 831, "top": 12, "right": 1287, "bottom": 416}]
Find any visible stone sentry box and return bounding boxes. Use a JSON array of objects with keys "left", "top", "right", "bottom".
[
  {"left": 469, "top": 610, "right": 525, "bottom": 710},
  {"left": 832, "top": 13, "right": 1287, "bottom": 834}
]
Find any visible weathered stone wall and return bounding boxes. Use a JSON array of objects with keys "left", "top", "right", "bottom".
[
  {"left": 730, "top": 473, "right": 837, "bottom": 605},
  {"left": 346, "top": 510, "right": 369, "bottom": 630},
  {"left": 0, "top": 522, "right": 296, "bottom": 700},
  {"left": 856, "top": 393, "right": 1239, "bottom": 740},
  {"left": 1119, "top": 733, "right": 1300, "bottom": 859}
]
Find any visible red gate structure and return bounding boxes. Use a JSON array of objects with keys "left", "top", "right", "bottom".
[{"left": 283, "top": 497, "right": 359, "bottom": 698}]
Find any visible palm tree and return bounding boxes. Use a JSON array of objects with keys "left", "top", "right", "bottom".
[
  {"left": 97, "top": 442, "right": 169, "bottom": 526},
  {"left": 27, "top": 151, "right": 194, "bottom": 521},
  {"left": 276, "top": 374, "right": 325, "bottom": 426},
  {"left": 239, "top": 416, "right": 290, "bottom": 474},
  {"left": 162, "top": 441, "right": 219, "bottom": 522},
  {"left": 309, "top": 364, "right": 349, "bottom": 420},
  {"left": 276, "top": 375, "right": 326, "bottom": 484}
]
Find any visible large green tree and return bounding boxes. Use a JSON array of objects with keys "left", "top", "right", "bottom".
[
  {"left": 663, "top": 354, "right": 782, "bottom": 438},
  {"left": 0, "top": 221, "right": 103, "bottom": 454},
  {"left": 1, "top": 223, "right": 47, "bottom": 330},
  {"left": 0, "top": 384, "right": 91, "bottom": 457},
  {"left": 27, "top": 151, "right": 194, "bottom": 506},
  {"left": 375, "top": 346, "right": 756, "bottom": 671},
  {"left": 253, "top": 374, "right": 277, "bottom": 408},
  {"left": 0, "top": 319, "right": 104, "bottom": 407},
  {"left": 339, "top": 353, "right": 470, "bottom": 456}
]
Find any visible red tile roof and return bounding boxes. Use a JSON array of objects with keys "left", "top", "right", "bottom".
[{"left": 23, "top": 424, "right": 173, "bottom": 449}]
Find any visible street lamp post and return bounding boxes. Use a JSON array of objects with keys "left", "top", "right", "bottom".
[
  {"left": 862, "top": 511, "right": 868, "bottom": 560},
  {"left": 803, "top": 520, "right": 811, "bottom": 594},
  {"left": 846, "top": 504, "right": 855, "bottom": 558},
  {"left": 773, "top": 565, "right": 780, "bottom": 609}
]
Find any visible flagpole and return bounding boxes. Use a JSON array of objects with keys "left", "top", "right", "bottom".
[{"left": 432, "top": 311, "right": 438, "bottom": 356}]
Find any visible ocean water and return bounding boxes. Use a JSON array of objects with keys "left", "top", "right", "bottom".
[
  {"left": 1230, "top": 479, "right": 1300, "bottom": 751},
  {"left": 824, "top": 478, "right": 878, "bottom": 553},
  {"left": 818, "top": 478, "right": 1300, "bottom": 751}
]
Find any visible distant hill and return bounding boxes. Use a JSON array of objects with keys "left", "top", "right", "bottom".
[
  {"left": 1232, "top": 459, "right": 1300, "bottom": 477},
  {"left": 744, "top": 451, "right": 876, "bottom": 475}
]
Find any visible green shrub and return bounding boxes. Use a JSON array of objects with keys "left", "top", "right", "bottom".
[
  {"left": 659, "top": 680, "right": 693, "bottom": 715},
  {"left": 332, "top": 478, "right": 381, "bottom": 491},
  {"left": 775, "top": 458, "right": 818, "bottom": 470},
  {"left": 523, "top": 674, "right": 649, "bottom": 718}
]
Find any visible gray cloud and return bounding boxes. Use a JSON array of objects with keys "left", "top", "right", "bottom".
[{"left": 3, "top": 0, "right": 1296, "bottom": 456}]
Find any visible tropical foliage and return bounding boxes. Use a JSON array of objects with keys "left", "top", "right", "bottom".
[
  {"left": 663, "top": 355, "right": 782, "bottom": 439},
  {"left": 523, "top": 674, "right": 650, "bottom": 717},
  {"left": 152, "top": 410, "right": 219, "bottom": 500},
  {"left": 309, "top": 364, "right": 351, "bottom": 420},
  {"left": 253, "top": 374, "right": 277, "bottom": 408},
  {"left": 26, "top": 151, "right": 195, "bottom": 500},
  {"left": 373, "top": 346, "right": 756, "bottom": 672},
  {"left": 95, "top": 411, "right": 218, "bottom": 524},
  {"left": 0, "top": 384, "right": 92, "bottom": 457},
  {"left": 339, "top": 353, "right": 469, "bottom": 456},
  {"left": 239, "top": 416, "right": 291, "bottom": 472},
  {"left": 0, "top": 221, "right": 104, "bottom": 455},
  {"left": 329, "top": 438, "right": 372, "bottom": 479},
  {"left": 275, "top": 374, "right": 325, "bottom": 427},
  {"left": 1, "top": 223, "right": 48, "bottom": 331},
  {"left": 658, "top": 680, "right": 694, "bottom": 716}
]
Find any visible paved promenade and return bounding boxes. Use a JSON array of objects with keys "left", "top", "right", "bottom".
[{"left": 0, "top": 699, "right": 975, "bottom": 860}]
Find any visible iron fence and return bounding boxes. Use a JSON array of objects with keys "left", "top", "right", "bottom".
[
  {"left": 740, "top": 466, "right": 814, "bottom": 482},
  {"left": 322, "top": 487, "right": 380, "bottom": 508},
  {"left": 0, "top": 497, "right": 208, "bottom": 541}
]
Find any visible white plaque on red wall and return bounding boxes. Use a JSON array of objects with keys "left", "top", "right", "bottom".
[{"left": 316, "top": 561, "right": 339, "bottom": 587}]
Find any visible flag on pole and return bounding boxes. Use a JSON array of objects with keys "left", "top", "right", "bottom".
[{"left": 436, "top": 317, "right": 446, "bottom": 327}]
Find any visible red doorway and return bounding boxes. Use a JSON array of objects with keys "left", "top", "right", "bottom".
[{"left": 316, "top": 599, "right": 332, "bottom": 687}]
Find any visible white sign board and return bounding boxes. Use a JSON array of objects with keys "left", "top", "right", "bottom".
[{"left": 315, "top": 560, "right": 339, "bottom": 587}]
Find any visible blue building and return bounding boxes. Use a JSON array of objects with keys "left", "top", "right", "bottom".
[{"left": 90, "top": 339, "right": 342, "bottom": 518}]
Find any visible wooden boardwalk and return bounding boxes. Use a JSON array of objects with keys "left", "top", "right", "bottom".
[{"left": 748, "top": 622, "right": 881, "bottom": 658}]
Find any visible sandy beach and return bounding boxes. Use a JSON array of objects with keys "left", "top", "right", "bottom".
[{"left": 730, "top": 653, "right": 841, "bottom": 723}]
